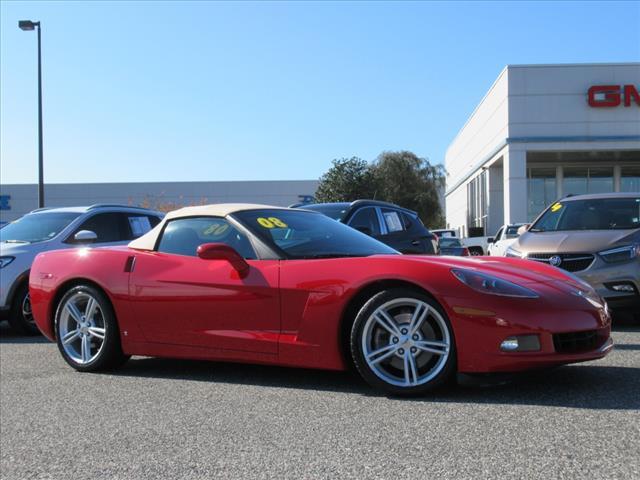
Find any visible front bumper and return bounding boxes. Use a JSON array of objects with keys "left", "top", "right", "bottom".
[{"left": 442, "top": 284, "right": 612, "bottom": 374}]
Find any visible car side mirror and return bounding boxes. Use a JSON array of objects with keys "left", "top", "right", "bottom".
[
  {"left": 517, "top": 224, "right": 531, "bottom": 235},
  {"left": 355, "top": 226, "right": 373, "bottom": 236},
  {"left": 487, "top": 237, "right": 494, "bottom": 244},
  {"left": 74, "top": 230, "right": 98, "bottom": 243},
  {"left": 197, "top": 243, "right": 250, "bottom": 277}
]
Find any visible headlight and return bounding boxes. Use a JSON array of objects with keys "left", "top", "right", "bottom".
[
  {"left": 598, "top": 244, "right": 640, "bottom": 263},
  {"left": 505, "top": 246, "right": 525, "bottom": 258},
  {"left": 0, "top": 256, "right": 15, "bottom": 268},
  {"left": 451, "top": 268, "right": 539, "bottom": 298}
]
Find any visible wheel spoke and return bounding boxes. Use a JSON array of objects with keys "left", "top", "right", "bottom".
[
  {"left": 366, "top": 344, "right": 397, "bottom": 365},
  {"left": 81, "top": 335, "right": 92, "bottom": 362},
  {"left": 62, "top": 330, "right": 80, "bottom": 345},
  {"left": 408, "top": 302, "right": 429, "bottom": 336},
  {"left": 374, "top": 310, "right": 401, "bottom": 336},
  {"left": 88, "top": 327, "right": 105, "bottom": 340},
  {"left": 415, "top": 340, "right": 448, "bottom": 355},
  {"left": 84, "top": 297, "right": 98, "bottom": 322},
  {"left": 65, "top": 302, "right": 84, "bottom": 324},
  {"left": 403, "top": 352, "right": 419, "bottom": 386}
]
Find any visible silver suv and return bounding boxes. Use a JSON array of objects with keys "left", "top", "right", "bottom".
[
  {"left": 0, "top": 204, "right": 163, "bottom": 334},
  {"left": 507, "top": 193, "right": 640, "bottom": 315}
]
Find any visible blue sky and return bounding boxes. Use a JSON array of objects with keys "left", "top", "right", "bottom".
[{"left": 1, "top": 1, "right": 639, "bottom": 184}]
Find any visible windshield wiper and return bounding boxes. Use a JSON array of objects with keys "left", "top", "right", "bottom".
[{"left": 1, "top": 239, "right": 30, "bottom": 244}]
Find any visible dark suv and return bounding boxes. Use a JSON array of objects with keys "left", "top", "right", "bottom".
[{"left": 296, "top": 200, "right": 438, "bottom": 254}]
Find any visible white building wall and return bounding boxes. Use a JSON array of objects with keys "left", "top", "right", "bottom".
[
  {"left": 445, "top": 183, "right": 468, "bottom": 233},
  {"left": 508, "top": 64, "right": 640, "bottom": 138},
  {"left": 445, "top": 69, "right": 510, "bottom": 181},
  {"left": 0, "top": 180, "right": 318, "bottom": 223}
]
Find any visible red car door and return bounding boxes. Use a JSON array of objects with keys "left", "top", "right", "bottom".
[{"left": 127, "top": 217, "right": 280, "bottom": 355}]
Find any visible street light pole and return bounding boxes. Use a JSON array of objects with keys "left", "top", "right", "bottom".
[{"left": 19, "top": 20, "right": 44, "bottom": 208}]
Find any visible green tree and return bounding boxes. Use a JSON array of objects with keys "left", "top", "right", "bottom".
[
  {"left": 371, "top": 151, "right": 445, "bottom": 228},
  {"left": 315, "top": 151, "right": 446, "bottom": 228},
  {"left": 315, "top": 157, "right": 378, "bottom": 202}
]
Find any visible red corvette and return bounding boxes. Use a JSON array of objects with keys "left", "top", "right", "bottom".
[{"left": 29, "top": 204, "right": 613, "bottom": 395}]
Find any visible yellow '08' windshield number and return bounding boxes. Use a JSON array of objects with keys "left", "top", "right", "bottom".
[{"left": 257, "top": 217, "right": 288, "bottom": 229}]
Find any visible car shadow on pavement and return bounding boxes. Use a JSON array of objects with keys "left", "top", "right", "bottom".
[
  {"left": 0, "top": 323, "right": 49, "bottom": 344},
  {"left": 114, "top": 357, "right": 640, "bottom": 411}
]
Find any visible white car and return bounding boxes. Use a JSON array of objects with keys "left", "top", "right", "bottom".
[
  {"left": 487, "top": 223, "right": 527, "bottom": 256},
  {"left": 0, "top": 204, "right": 163, "bottom": 334}
]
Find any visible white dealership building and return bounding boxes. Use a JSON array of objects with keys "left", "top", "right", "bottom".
[{"left": 445, "top": 63, "right": 640, "bottom": 238}]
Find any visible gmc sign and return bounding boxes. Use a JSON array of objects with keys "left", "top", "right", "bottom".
[{"left": 588, "top": 84, "right": 640, "bottom": 107}]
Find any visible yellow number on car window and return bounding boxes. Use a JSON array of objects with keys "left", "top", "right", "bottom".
[
  {"left": 551, "top": 203, "right": 563, "bottom": 212},
  {"left": 268, "top": 217, "right": 288, "bottom": 228},
  {"left": 257, "top": 217, "right": 275, "bottom": 228}
]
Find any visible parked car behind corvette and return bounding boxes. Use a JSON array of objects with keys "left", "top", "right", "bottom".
[
  {"left": 438, "top": 237, "right": 470, "bottom": 256},
  {"left": 487, "top": 223, "right": 527, "bottom": 256},
  {"left": 507, "top": 193, "right": 640, "bottom": 318},
  {"left": 296, "top": 200, "right": 439, "bottom": 255},
  {"left": 0, "top": 204, "right": 163, "bottom": 334}
]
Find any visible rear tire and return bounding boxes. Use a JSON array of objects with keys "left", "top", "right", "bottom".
[
  {"left": 8, "top": 283, "right": 40, "bottom": 336},
  {"left": 54, "top": 285, "right": 129, "bottom": 372},
  {"left": 350, "top": 288, "right": 456, "bottom": 396}
]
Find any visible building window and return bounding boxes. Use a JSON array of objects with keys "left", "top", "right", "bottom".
[
  {"left": 621, "top": 165, "right": 640, "bottom": 192},
  {"left": 588, "top": 167, "right": 614, "bottom": 193},
  {"left": 528, "top": 168, "right": 556, "bottom": 221},
  {"left": 563, "top": 167, "right": 613, "bottom": 196},
  {"left": 466, "top": 170, "right": 487, "bottom": 234},
  {"left": 563, "top": 167, "right": 588, "bottom": 195}
]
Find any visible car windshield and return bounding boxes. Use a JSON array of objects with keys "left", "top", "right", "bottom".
[
  {"left": 301, "top": 204, "right": 349, "bottom": 221},
  {"left": 439, "top": 238, "right": 461, "bottom": 247},
  {"left": 0, "top": 212, "right": 81, "bottom": 243},
  {"left": 505, "top": 226, "right": 522, "bottom": 238},
  {"left": 233, "top": 209, "right": 399, "bottom": 259},
  {"left": 531, "top": 197, "right": 640, "bottom": 232}
]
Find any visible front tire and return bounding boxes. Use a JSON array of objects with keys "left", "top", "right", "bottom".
[
  {"left": 8, "top": 283, "right": 40, "bottom": 336},
  {"left": 55, "top": 285, "right": 129, "bottom": 372},
  {"left": 350, "top": 288, "right": 456, "bottom": 395}
]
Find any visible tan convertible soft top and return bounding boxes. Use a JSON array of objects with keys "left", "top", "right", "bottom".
[{"left": 128, "top": 203, "right": 289, "bottom": 251}]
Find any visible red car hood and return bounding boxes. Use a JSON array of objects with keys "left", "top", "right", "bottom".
[{"left": 397, "top": 254, "right": 581, "bottom": 288}]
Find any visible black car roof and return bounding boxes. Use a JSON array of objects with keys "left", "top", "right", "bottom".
[{"left": 305, "top": 200, "right": 418, "bottom": 216}]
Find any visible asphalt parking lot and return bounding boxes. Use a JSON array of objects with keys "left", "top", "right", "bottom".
[{"left": 1, "top": 324, "right": 639, "bottom": 480}]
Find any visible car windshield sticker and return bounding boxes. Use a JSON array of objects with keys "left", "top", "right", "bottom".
[
  {"left": 383, "top": 211, "right": 403, "bottom": 232},
  {"left": 128, "top": 216, "right": 152, "bottom": 237},
  {"left": 257, "top": 217, "right": 288, "bottom": 229},
  {"left": 203, "top": 223, "right": 229, "bottom": 237},
  {"left": 550, "top": 202, "right": 563, "bottom": 212}
]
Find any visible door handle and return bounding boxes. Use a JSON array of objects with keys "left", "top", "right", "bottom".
[{"left": 411, "top": 240, "right": 421, "bottom": 246}]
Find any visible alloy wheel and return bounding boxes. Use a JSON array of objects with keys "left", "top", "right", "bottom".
[
  {"left": 361, "top": 298, "right": 451, "bottom": 388},
  {"left": 21, "top": 292, "right": 36, "bottom": 327},
  {"left": 58, "top": 292, "right": 107, "bottom": 365}
]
